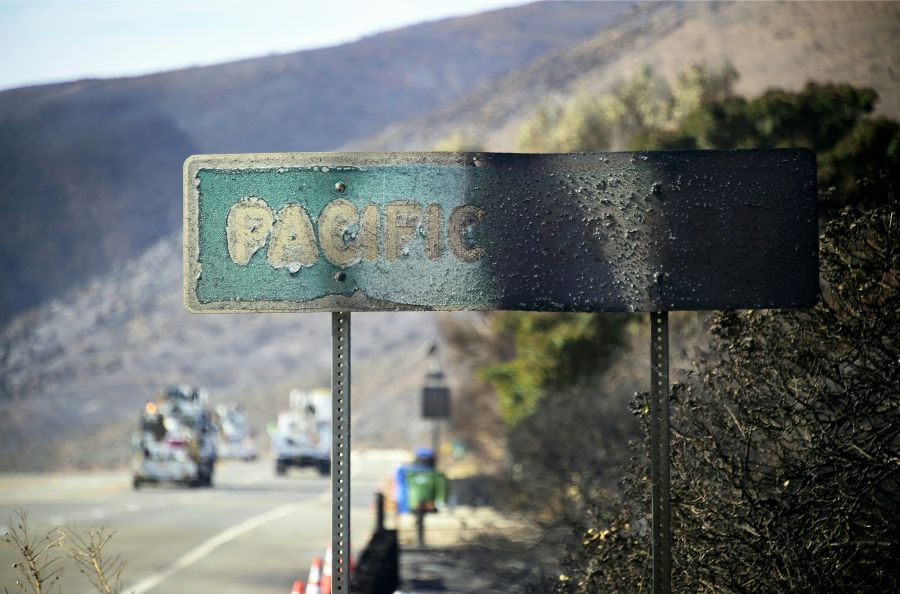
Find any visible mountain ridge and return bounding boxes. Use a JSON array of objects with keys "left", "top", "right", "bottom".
[
  {"left": 0, "top": 0, "right": 635, "bottom": 324},
  {"left": 356, "top": 1, "right": 900, "bottom": 152}
]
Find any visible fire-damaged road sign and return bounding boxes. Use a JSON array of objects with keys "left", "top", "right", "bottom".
[
  {"left": 184, "top": 150, "right": 817, "bottom": 313},
  {"left": 183, "top": 149, "right": 818, "bottom": 594}
]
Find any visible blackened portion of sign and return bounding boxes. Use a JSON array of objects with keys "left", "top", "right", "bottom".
[
  {"left": 184, "top": 150, "right": 818, "bottom": 313},
  {"left": 476, "top": 150, "right": 818, "bottom": 311}
]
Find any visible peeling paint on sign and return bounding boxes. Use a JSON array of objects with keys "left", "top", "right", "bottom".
[{"left": 183, "top": 151, "right": 818, "bottom": 313}]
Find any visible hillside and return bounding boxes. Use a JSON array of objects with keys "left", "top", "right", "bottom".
[
  {"left": 0, "top": 232, "right": 442, "bottom": 470},
  {"left": 359, "top": 1, "right": 900, "bottom": 151},
  {"left": 0, "top": 0, "right": 635, "bottom": 324},
  {"left": 3, "top": 0, "right": 897, "bottom": 472}
]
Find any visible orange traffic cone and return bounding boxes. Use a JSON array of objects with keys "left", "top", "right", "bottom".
[
  {"left": 322, "top": 546, "right": 332, "bottom": 594},
  {"left": 290, "top": 580, "right": 305, "bottom": 594},
  {"left": 306, "top": 556, "right": 324, "bottom": 594},
  {"left": 323, "top": 544, "right": 356, "bottom": 594}
]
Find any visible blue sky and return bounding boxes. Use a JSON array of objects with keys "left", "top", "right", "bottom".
[{"left": 0, "top": 0, "right": 530, "bottom": 91}]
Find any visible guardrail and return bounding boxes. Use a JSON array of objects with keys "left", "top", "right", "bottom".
[
  {"left": 351, "top": 491, "right": 399, "bottom": 594},
  {"left": 291, "top": 491, "right": 398, "bottom": 594}
]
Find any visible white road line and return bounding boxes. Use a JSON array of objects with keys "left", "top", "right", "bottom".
[
  {"left": 124, "top": 491, "right": 330, "bottom": 594},
  {"left": 124, "top": 457, "right": 366, "bottom": 593}
]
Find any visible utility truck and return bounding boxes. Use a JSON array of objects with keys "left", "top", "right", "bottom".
[
  {"left": 214, "top": 404, "right": 258, "bottom": 461},
  {"left": 132, "top": 385, "right": 217, "bottom": 488},
  {"left": 272, "top": 389, "right": 331, "bottom": 476}
]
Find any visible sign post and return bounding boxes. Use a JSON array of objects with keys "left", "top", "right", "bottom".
[
  {"left": 331, "top": 312, "right": 351, "bottom": 592},
  {"left": 650, "top": 311, "right": 671, "bottom": 593},
  {"left": 184, "top": 150, "right": 817, "bottom": 593},
  {"left": 423, "top": 343, "right": 451, "bottom": 466}
]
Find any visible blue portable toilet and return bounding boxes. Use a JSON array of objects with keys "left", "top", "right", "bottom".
[{"left": 395, "top": 447, "right": 442, "bottom": 513}]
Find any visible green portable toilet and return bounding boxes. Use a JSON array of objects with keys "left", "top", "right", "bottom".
[{"left": 405, "top": 468, "right": 448, "bottom": 511}]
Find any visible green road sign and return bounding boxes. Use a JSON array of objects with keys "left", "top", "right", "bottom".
[{"left": 183, "top": 151, "right": 817, "bottom": 313}]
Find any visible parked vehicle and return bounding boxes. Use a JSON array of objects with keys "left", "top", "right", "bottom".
[
  {"left": 214, "top": 404, "right": 259, "bottom": 461},
  {"left": 271, "top": 389, "right": 331, "bottom": 476},
  {"left": 132, "top": 385, "right": 217, "bottom": 489}
]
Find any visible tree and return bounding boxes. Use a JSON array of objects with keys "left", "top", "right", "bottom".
[
  {"left": 517, "top": 64, "right": 738, "bottom": 153},
  {"left": 483, "top": 65, "right": 744, "bottom": 511},
  {"left": 518, "top": 66, "right": 899, "bottom": 214},
  {"left": 683, "top": 82, "right": 899, "bottom": 213},
  {"left": 534, "top": 67, "right": 900, "bottom": 593},
  {"left": 559, "top": 198, "right": 899, "bottom": 593},
  {"left": 433, "top": 130, "right": 482, "bottom": 152},
  {"left": 480, "top": 313, "right": 626, "bottom": 426}
]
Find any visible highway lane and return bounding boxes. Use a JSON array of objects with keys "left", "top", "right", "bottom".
[{"left": 0, "top": 450, "right": 407, "bottom": 594}]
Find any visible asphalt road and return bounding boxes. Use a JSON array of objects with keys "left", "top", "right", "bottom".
[{"left": 0, "top": 450, "right": 407, "bottom": 594}]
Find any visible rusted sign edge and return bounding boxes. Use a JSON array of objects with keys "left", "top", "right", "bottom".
[{"left": 183, "top": 152, "right": 496, "bottom": 314}]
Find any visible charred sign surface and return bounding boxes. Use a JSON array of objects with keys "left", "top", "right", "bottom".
[{"left": 183, "top": 151, "right": 817, "bottom": 312}]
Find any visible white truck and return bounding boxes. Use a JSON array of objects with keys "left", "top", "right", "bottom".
[
  {"left": 272, "top": 389, "right": 331, "bottom": 476},
  {"left": 215, "top": 404, "right": 259, "bottom": 461},
  {"left": 132, "top": 385, "right": 217, "bottom": 488}
]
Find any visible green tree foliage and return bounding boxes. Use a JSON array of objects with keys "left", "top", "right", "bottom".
[
  {"left": 818, "top": 116, "right": 899, "bottom": 209},
  {"left": 433, "top": 130, "right": 482, "bottom": 152},
  {"left": 489, "top": 64, "right": 742, "bottom": 431},
  {"left": 501, "top": 67, "right": 898, "bottom": 432},
  {"left": 519, "top": 66, "right": 899, "bottom": 213},
  {"left": 517, "top": 94, "right": 614, "bottom": 153},
  {"left": 480, "top": 313, "right": 626, "bottom": 426},
  {"left": 517, "top": 64, "right": 739, "bottom": 153},
  {"left": 681, "top": 82, "right": 899, "bottom": 211},
  {"left": 482, "top": 65, "right": 745, "bottom": 504},
  {"left": 492, "top": 65, "right": 900, "bottom": 591},
  {"left": 466, "top": 311, "right": 639, "bottom": 530}
]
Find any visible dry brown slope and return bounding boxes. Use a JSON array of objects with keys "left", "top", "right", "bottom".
[
  {"left": 359, "top": 1, "right": 900, "bottom": 151},
  {"left": 0, "top": 233, "right": 440, "bottom": 471}
]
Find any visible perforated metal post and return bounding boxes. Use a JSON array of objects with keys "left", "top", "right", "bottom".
[
  {"left": 332, "top": 312, "right": 351, "bottom": 593},
  {"left": 650, "top": 311, "right": 671, "bottom": 594}
]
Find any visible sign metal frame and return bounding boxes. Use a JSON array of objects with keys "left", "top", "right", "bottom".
[{"left": 183, "top": 150, "right": 818, "bottom": 314}]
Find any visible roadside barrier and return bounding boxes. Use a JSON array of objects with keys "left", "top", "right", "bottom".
[
  {"left": 351, "top": 491, "right": 399, "bottom": 594},
  {"left": 351, "top": 529, "right": 398, "bottom": 594},
  {"left": 291, "top": 491, "right": 397, "bottom": 594}
]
